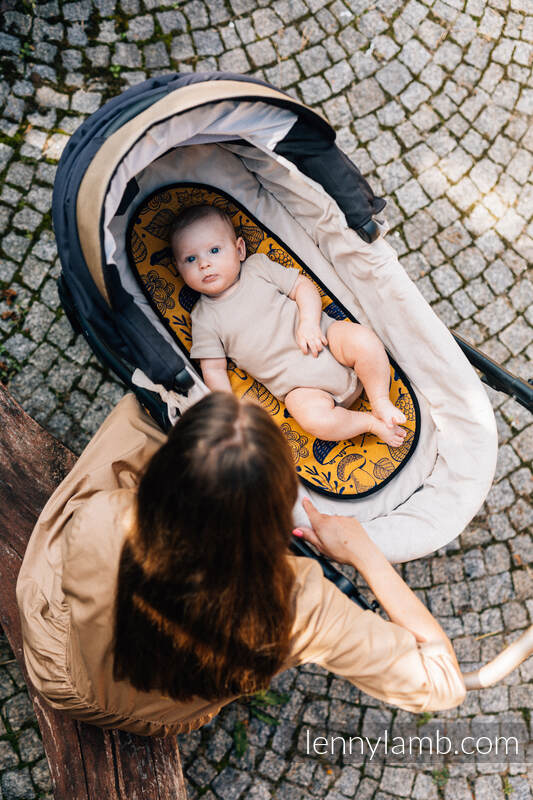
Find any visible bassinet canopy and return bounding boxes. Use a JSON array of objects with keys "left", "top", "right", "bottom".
[
  {"left": 52, "top": 72, "right": 497, "bottom": 562},
  {"left": 53, "top": 72, "right": 384, "bottom": 389}
]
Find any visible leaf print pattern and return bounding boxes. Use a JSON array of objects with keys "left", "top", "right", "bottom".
[
  {"left": 280, "top": 422, "right": 309, "bottom": 464},
  {"left": 372, "top": 457, "right": 395, "bottom": 480},
  {"left": 236, "top": 216, "right": 264, "bottom": 254},
  {"left": 130, "top": 230, "right": 147, "bottom": 263},
  {"left": 144, "top": 209, "right": 177, "bottom": 240},
  {"left": 142, "top": 270, "right": 176, "bottom": 314}
]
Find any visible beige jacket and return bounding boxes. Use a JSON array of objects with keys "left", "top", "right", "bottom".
[{"left": 17, "top": 394, "right": 465, "bottom": 737}]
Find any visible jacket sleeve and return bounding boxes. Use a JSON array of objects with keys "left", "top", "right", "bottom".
[{"left": 287, "top": 557, "right": 466, "bottom": 713}]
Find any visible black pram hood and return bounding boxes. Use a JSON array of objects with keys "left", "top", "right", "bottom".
[{"left": 52, "top": 71, "right": 385, "bottom": 388}]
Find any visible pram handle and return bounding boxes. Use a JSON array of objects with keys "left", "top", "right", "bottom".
[
  {"left": 173, "top": 367, "right": 195, "bottom": 395},
  {"left": 355, "top": 219, "right": 381, "bottom": 243},
  {"left": 455, "top": 333, "right": 533, "bottom": 413},
  {"left": 289, "top": 535, "right": 377, "bottom": 612},
  {"left": 462, "top": 624, "right": 533, "bottom": 690}
]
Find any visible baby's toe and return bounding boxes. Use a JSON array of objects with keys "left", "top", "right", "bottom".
[{"left": 391, "top": 427, "right": 407, "bottom": 446}]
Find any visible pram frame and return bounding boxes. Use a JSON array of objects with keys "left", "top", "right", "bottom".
[
  {"left": 50, "top": 69, "right": 533, "bottom": 697},
  {"left": 54, "top": 75, "right": 531, "bottom": 560}
]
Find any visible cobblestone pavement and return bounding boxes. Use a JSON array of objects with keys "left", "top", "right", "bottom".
[{"left": 0, "top": 0, "right": 532, "bottom": 798}]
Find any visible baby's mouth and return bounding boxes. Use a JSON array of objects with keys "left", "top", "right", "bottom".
[{"left": 202, "top": 274, "right": 218, "bottom": 283}]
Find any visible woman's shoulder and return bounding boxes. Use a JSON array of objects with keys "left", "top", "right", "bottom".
[
  {"left": 63, "top": 489, "right": 134, "bottom": 586},
  {"left": 60, "top": 489, "right": 135, "bottom": 637}
]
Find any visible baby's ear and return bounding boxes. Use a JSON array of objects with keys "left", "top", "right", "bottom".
[
  {"left": 170, "top": 248, "right": 180, "bottom": 276},
  {"left": 236, "top": 235, "right": 246, "bottom": 260}
]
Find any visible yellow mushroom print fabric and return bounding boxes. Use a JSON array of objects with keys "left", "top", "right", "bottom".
[{"left": 128, "top": 184, "right": 419, "bottom": 499}]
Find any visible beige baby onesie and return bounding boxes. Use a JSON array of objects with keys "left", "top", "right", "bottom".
[{"left": 190, "top": 253, "right": 358, "bottom": 404}]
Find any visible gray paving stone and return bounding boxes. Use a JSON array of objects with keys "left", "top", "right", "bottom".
[
  {"left": 170, "top": 34, "right": 195, "bottom": 63},
  {"left": 245, "top": 777, "right": 273, "bottom": 799},
  {"left": 246, "top": 39, "right": 276, "bottom": 68},
  {"left": 349, "top": 50, "right": 378, "bottom": 80},
  {"left": 403, "top": 211, "right": 438, "bottom": 250},
  {"left": 325, "top": 61, "right": 354, "bottom": 94},
  {"left": 212, "top": 767, "right": 251, "bottom": 799},
  {"left": 3, "top": 694, "right": 35, "bottom": 730},
  {"left": 188, "top": 756, "right": 217, "bottom": 788},
  {"left": 30, "top": 759, "right": 51, "bottom": 793},
  {"left": 428, "top": 198, "right": 460, "bottom": 227},
  {"left": 483, "top": 260, "right": 514, "bottom": 295},
  {"left": 436, "top": 222, "right": 472, "bottom": 257},
  {"left": 476, "top": 297, "right": 516, "bottom": 336},
  {"left": 156, "top": 10, "right": 186, "bottom": 34},
  {"left": 193, "top": 29, "right": 224, "bottom": 56},
  {"left": 377, "top": 162, "right": 410, "bottom": 194},
  {"left": 296, "top": 46, "right": 330, "bottom": 78},
  {"left": 0, "top": 741, "right": 18, "bottom": 770},
  {"left": 112, "top": 42, "right": 142, "bottom": 67},
  {"left": 375, "top": 62, "right": 411, "bottom": 96},
  {"left": 439, "top": 148, "right": 474, "bottom": 185},
  {"left": 285, "top": 758, "right": 315, "bottom": 786},
  {"left": 71, "top": 89, "right": 102, "bottom": 113},
  {"left": 368, "top": 132, "right": 401, "bottom": 166},
  {"left": 24, "top": 303, "right": 55, "bottom": 342},
  {"left": 380, "top": 767, "right": 415, "bottom": 796},
  {"left": 431, "top": 264, "right": 462, "bottom": 297},
  {"left": 144, "top": 41, "right": 170, "bottom": 69},
  {"left": 46, "top": 410, "right": 72, "bottom": 439},
  {"left": 1, "top": 767, "right": 36, "bottom": 799},
  {"left": 395, "top": 179, "right": 429, "bottom": 215},
  {"left": 17, "top": 729, "right": 44, "bottom": 764},
  {"left": 451, "top": 289, "right": 476, "bottom": 320},
  {"left": 2, "top": 334, "right": 37, "bottom": 362},
  {"left": 347, "top": 78, "right": 385, "bottom": 117}
]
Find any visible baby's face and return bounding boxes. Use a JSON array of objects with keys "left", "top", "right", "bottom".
[{"left": 172, "top": 216, "right": 246, "bottom": 297}]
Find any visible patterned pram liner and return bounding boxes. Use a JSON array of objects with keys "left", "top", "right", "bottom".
[
  {"left": 129, "top": 183, "right": 420, "bottom": 501},
  {"left": 52, "top": 71, "right": 531, "bottom": 567}
]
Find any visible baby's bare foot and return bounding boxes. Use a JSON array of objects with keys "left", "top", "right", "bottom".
[
  {"left": 368, "top": 415, "right": 406, "bottom": 447},
  {"left": 371, "top": 395, "right": 406, "bottom": 428}
]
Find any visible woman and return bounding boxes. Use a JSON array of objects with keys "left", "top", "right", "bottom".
[{"left": 17, "top": 392, "right": 465, "bottom": 736}]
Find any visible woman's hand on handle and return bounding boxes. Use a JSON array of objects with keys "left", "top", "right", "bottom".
[
  {"left": 294, "top": 497, "right": 372, "bottom": 565},
  {"left": 295, "top": 499, "right": 461, "bottom": 669}
]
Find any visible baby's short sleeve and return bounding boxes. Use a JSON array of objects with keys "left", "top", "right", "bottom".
[
  {"left": 245, "top": 253, "right": 300, "bottom": 296},
  {"left": 190, "top": 305, "right": 225, "bottom": 360}
]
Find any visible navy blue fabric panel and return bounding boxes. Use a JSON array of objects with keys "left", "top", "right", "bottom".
[
  {"left": 275, "top": 117, "right": 385, "bottom": 230},
  {"left": 109, "top": 269, "right": 182, "bottom": 386},
  {"left": 52, "top": 75, "right": 191, "bottom": 380}
]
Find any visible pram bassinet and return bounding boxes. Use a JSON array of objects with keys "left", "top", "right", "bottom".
[{"left": 52, "top": 72, "right": 531, "bottom": 565}]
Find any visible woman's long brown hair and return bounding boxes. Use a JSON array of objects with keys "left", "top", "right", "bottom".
[{"left": 113, "top": 392, "right": 298, "bottom": 701}]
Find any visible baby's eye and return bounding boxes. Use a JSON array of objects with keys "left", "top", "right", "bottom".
[
  {"left": 185, "top": 255, "right": 196, "bottom": 263},
  {"left": 211, "top": 246, "right": 220, "bottom": 254}
]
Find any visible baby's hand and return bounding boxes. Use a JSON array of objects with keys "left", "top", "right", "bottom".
[{"left": 295, "top": 320, "right": 328, "bottom": 357}]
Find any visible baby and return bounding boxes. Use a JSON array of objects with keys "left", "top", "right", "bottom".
[{"left": 170, "top": 205, "right": 406, "bottom": 446}]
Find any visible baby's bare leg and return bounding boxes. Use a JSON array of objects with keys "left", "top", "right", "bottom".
[
  {"left": 285, "top": 387, "right": 406, "bottom": 445},
  {"left": 327, "top": 321, "right": 406, "bottom": 431}
]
